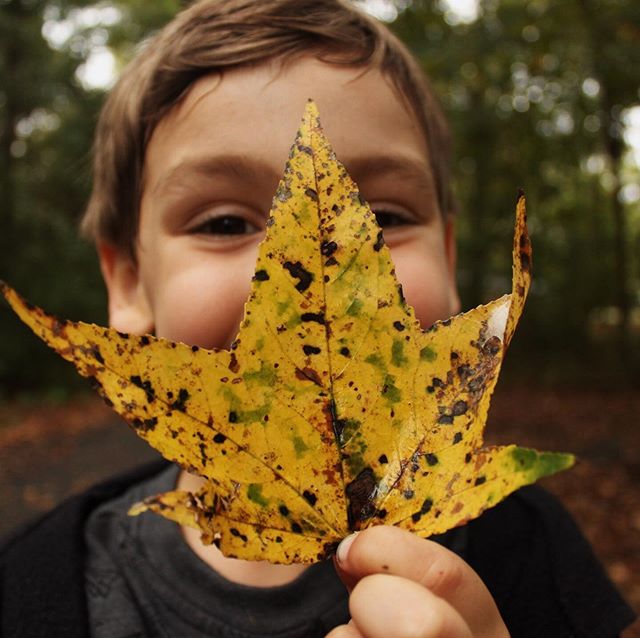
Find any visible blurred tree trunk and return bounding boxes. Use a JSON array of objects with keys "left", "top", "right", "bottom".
[
  {"left": 466, "top": 87, "right": 493, "bottom": 307},
  {"left": 577, "top": 0, "right": 633, "bottom": 363},
  {"left": 0, "top": 6, "right": 22, "bottom": 277}
]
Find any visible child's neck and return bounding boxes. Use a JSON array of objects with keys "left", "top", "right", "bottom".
[{"left": 177, "top": 470, "right": 308, "bottom": 587}]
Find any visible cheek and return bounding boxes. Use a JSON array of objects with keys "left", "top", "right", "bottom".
[
  {"left": 148, "top": 254, "right": 257, "bottom": 349},
  {"left": 391, "top": 250, "right": 456, "bottom": 329}
]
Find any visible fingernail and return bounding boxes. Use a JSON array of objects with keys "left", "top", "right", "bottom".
[{"left": 336, "top": 532, "right": 357, "bottom": 564}]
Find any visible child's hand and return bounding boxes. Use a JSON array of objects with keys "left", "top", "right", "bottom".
[{"left": 327, "top": 526, "right": 509, "bottom": 638}]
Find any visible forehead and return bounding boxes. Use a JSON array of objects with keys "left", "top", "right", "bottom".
[{"left": 142, "top": 58, "right": 432, "bottom": 196}]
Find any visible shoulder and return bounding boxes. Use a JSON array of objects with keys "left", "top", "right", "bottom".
[
  {"left": 0, "top": 459, "right": 169, "bottom": 557},
  {"left": 464, "top": 485, "right": 636, "bottom": 637},
  {"left": 0, "top": 460, "right": 169, "bottom": 638}
]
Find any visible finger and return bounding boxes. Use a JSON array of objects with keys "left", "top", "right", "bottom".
[
  {"left": 349, "top": 573, "right": 472, "bottom": 638},
  {"left": 333, "top": 533, "right": 360, "bottom": 591},
  {"left": 334, "top": 526, "right": 506, "bottom": 637},
  {"left": 325, "top": 619, "right": 365, "bottom": 638}
]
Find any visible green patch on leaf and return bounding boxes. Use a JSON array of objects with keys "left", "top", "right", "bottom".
[
  {"left": 247, "top": 483, "right": 269, "bottom": 507},
  {"left": 346, "top": 298, "right": 364, "bottom": 317},
  {"left": 382, "top": 374, "right": 401, "bottom": 404},
  {"left": 364, "top": 353, "right": 385, "bottom": 371},
  {"left": 391, "top": 338, "right": 408, "bottom": 367},
  {"left": 293, "top": 435, "right": 310, "bottom": 458},
  {"left": 511, "top": 446, "right": 575, "bottom": 478},
  {"left": 243, "top": 361, "right": 277, "bottom": 387},
  {"left": 420, "top": 346, "right": 437, "bottom": 362}
]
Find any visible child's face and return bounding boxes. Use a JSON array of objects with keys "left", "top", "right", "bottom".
[{"left": 101, "top": 57, "right": 459, "bottom": 347}]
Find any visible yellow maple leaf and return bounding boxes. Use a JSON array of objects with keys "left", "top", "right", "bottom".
[{"left": 1, "top": 101, "right": 573, "bottom": 564}]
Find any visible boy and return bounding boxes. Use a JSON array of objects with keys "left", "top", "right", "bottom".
[{"left": 0, "top": 1, "right": 634, "bottom": 636}]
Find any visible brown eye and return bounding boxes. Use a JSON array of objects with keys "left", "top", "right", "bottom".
[
  {"left": 195, "top": 215, "right": 260, "bottom": 236},
  {"left": 373, "top": 210, "right": 410, "bottom": 228}
]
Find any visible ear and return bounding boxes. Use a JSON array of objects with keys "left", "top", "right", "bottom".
[
  {"left": 98, "top": 243, "right": 154, "bottom": 335},
  {"left": 444, "top": 218, "right": 461, "bottom": 314}
]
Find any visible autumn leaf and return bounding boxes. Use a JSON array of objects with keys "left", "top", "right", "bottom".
[{"left": 1, "top": 101, "right": 574, "bottom": 564}]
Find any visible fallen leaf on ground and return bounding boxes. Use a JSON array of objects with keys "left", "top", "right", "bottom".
[{"left": 1, "top": 101, "right": 574, "bottom": 563}]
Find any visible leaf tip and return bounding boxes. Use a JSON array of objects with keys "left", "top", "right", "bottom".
[
  {"left": 0, "top": 279, "right": 13, "bottom": 301},
  {"left": 0, "top": 281, "right": 32, "bottom": 319},
  {"left": 511, "top": 446, "right": 576, "bottom": 481},
  {"left": 127, "top": 501, "right": 147, "bottom": 517},
  {"left": 0, "top": 280, "right": 10, "bottom": 307},
  {"left": 301, "top": 99, "right": 321, "bottom": 135},
  {"left": 304, "top": 98, "right": 319, "bottom": 118}
]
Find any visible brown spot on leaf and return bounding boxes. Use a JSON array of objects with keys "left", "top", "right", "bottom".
[
  {"left": 279, "top": 504, "right": 290, "bottom": 517},
  {"left": 303, "top": 490, "right": 317, "bottom": 506},
  {"left": 482, "top": 336, "right": 502, "bottom": 357},
  {"left": 295, "top": 367, "right": 322, "bottom": 386},
  {"left": 452, "top": 400, "right": 468, "bottom": 416},
  {"left": 171, "top": 388, "right": 189, "bottom": 412},
  {"left": 132, "top": 416, "right": 158, "bottom": 432},
  {"left": 321, "top": 240, "right": 338, "bottom": 256},
  {"left": 411, "top": 498, "right": 433, "bottom": 523},
  {"left": 90, "top": 345, "right": 105, "bottom": 365},
  {"left": 425, "top": 453, "right": 438, "bottom": 466},
  {"left": 230, "top": 528, "right": 248, "bottom": 543},
  {"left": 305, "top": 187, "right": 318, "bottom": 201},
  {"left": 129, "top": 375, "right": 155, "bottom": 403},
  {"left": 52, "top": 319, "right": 68, "bottom": 338},
  {"left": 373, "top": 230, "right": 384, "bottom": 252},
  {"left": 346, "top": 467, "right": 376, "bottom": 528},
  {"left": 283, "top": 261, "right": 313, "bottom": 292},
  {"left": 301, "top": 312, "right": 325, "bottom": 324}
]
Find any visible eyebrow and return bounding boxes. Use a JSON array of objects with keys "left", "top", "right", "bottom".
[
  {"left": 150, "top": 152, "right": 436, "bottom": 207},
  {"left": 344, "top": 154, "right": 436, "bottom": 192},
  {"left": 150, "top": 154, "right": 281, "bottom": 197}
]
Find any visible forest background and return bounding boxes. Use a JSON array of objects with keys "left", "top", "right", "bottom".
[
  {"left": 0, "top": 0, "right": 639, "bottom": 628},
  {"left": 1, "top": 0, "right": 639, "bottom": 396}
]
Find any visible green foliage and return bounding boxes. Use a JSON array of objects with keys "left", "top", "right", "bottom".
[
  {"left": 0, "top": 0, "right": 181, "bottom": 396},
  {"left": 393, "top": 0, "right": 640, "bottom": 382}
]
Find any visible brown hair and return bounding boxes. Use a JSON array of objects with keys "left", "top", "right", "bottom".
[{"left": 82, "top": 0, "right": 452, "bottom": 258}]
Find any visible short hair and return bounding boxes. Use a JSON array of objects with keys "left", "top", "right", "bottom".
[{"left": 81, "top": 0, "right": 453, "bottom": 259}]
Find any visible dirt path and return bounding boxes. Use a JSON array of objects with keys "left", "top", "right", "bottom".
[
  {"left": 0, "top": 387, "right": 638, "bottom": 634},
  {"left": 0, "top": 397, "right": 159, "bottom": 535}
]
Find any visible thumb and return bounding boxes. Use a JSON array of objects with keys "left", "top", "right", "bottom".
[{"left": 332, "top": 533, "right": 360, "bottom": 592}]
